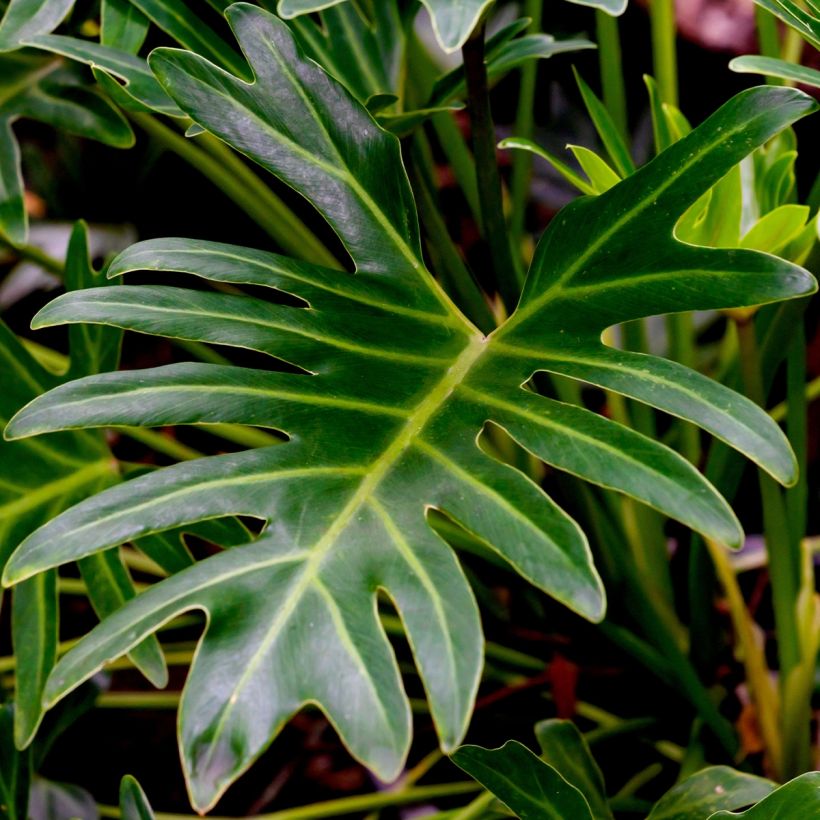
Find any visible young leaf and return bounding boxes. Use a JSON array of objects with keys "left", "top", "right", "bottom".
[
  {"left": 573, "top": 67, "right": 635, "bottom": 177},
  {"left": 452, "top": 740, "right": 594, "bottom": 819},
  {"left": 3, "top": 5, "right": 817, "bottom": 810},
  {"left": 647, "top": 766, "right": 775, "bottom": 819}
]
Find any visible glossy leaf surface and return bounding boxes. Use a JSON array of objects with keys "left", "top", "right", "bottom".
[
  {"left": 3, "top": 5, "right": 817, "bottom": 810},
  {"left": 0, "top": 224, "right": 164, "bottom": 748}
]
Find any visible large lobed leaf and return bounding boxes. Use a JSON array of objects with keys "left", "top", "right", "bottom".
[{"left": 2, "top": 4, "right": 816, "bottom": 810}]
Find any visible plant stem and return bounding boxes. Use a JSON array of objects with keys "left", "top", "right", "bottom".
[
  {"left": 463, "top": 23, "right": 520, "bottom": 310},
  {"left": 508, "top": 0, "right": 543, "bottom": 277},
  {"left": 649, "top": 0, "right": 678, "bottom": 106},
  {"left": 97, "top": 691, "right": 180, "bottom": 709},
  {"left": 769, "top": 374, "right": 820, "bottom": 422},
  {"left": 112, "top": 426, "right": 202, "bottom": 461},
  {"left": 129, "top": 113, "right": 339, "bottom": 268},
  {"left": 755, "top": 7, "right": 781, "bottom": 60},
  {"left": 0, "top": 235, "right": 64, "bottom": 275},
  {"left": 648, "top": 0, "right": 700, "bottom": 463},
  {"left": 704, "top": 538, "right": 782, "bottom": 777},
  {"left": 734, "top": 317, "right": 802, "bottom": 768},
  {"left": 595, "top": 11, "right": 628, "bottom": 139},
  {"left": 98, "top": 782, "right": 481, "bottom": 820},
  {"left": 449, "top": 792, "right": 496, "bottom": 820}
]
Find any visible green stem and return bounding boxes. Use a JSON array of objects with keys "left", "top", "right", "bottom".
[
  {"left": 112, "top": 426, "right": 202, "bottom": 461},
  {"left": 97, "top": 691, "right": 180, "bottom": 709},
  {"left": 129, "top": 113, "right": 338, "bottom": 268},
  {"left": 98, "top": 782, "right": 481, "bottom": 820},
  {"left": 509, "top": 0, "right": 543, "bottom": 278},
  {"left": 431, "top": 113, "right": 482, "bottom": 227},
  {"left": 595, "top": 11, "right": 628, "bottom": 139},
  {"left": 463, "top": 23, "right": 520, "bottom": 311},
  {"left": 704, "top": 538, "right": 782, "bottom": 777},
  {"left": 735, "top": 318, "right": 801, "bottom": 675},
  {"left": 755, "top": 7, "right": 781, "bottom": 60},
  {"left": 769, "top": 374, "right": 820, "bottom": 422},
  {"left": 649, "top": 0, "right": 679, "bottom": 106},
  {"left": 0, "top": 235, "right": 64, "bottom": 275},
  {"left": 612, "top": 762, "right": 664, "bottom": 801},
  {"left": 449, "top": 792, "right": 496, "bottom": 820}
]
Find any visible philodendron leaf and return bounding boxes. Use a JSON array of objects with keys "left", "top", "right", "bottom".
[
  {"left": 0, "top": 0, "right": 73, "bottom": 51},
  {"left": 647, "top": 766, "right": 775, "bottom": 819},
  {"left": 535, "top": 719, "right": 612, "bottom": 820},
  {"left": 279, "top": 0, "right": 490, "bottom": 54},
  {"left": 2, "top": 4, "right": 816, "bottom": 810},
  {"left": 452, "top": 740, "right": 594, "bottom": 819},
  {"left": 0, "top": 223, "right": 164, "bottom": 749},
  {"left": 708, "top": 771, "right": 820, "bottom": 818},
  {"left": 120, "top": 775, "right": 155, "bottom": 820},
  {"left": 564, "top": 0, "right": 628, "bottom": 15},
  {"left": 0, "top": 52, "right": 133, "bottom": 243}
]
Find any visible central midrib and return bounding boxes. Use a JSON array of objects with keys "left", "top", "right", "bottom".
[{"left": 198, "top": 333, "right": 488, "bottom": 774}]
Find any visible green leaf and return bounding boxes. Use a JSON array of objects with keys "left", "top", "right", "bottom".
[
  {"left": 418, "top": 0, "right": 493, "bottom": 53},
  {"left": 564, "top": 0, "right": 628, "bottom": 16},
  {"left": 125, "top": 0, "right": 247, "bottom": 78},
  {"left": 277, "top": 0, "right": 346, "bottom": 18},
  {"left": 120, "top": 775, "right": 155, "bottom": 820},
  {"left": 534, "top": 720, "right": 613, "bottom": 820},
  {"left": 567, "top": 144, "right": 621, "bottom": 193},
  {"left": 11, "top": 571, "right": 58, "bottom": 748},
  {"left": 27, "top": 35, "right": 183, "bottom": 116},
  {"left": 0, "top": 706, "right": 30, "bottom": 820},
  {"left": 279, "top": 0, "right": 490, "bottom": 54},
  {"left": 430, "top": 29, "right": 594, "bottom": 108},
  {"left": 730, "top": 55, "right": 820, "bottom": 90},
  {"left": 3, "top": 6, "right": 816, "bottom": 808},
  {"left": 647, "top": 766, "right": 775, "bottom": 819},
  {"left": 740, "top": 204, "right": 810, "bottom": 254},
  {"left": 0, "top": 51, "right": 133, "bottom": 242},
  {"left": 573, "top": 67, "right": 635, "bottom": 177},
  {"left": 452, "top": 741, "right": 594, "bottom": 819},
  {"left": 0, "top": 223, "right": 163, "bottom": 746},
  {"left": 0, "top": 0, "right": 73, "bottom": 51},
  {"left": 289, "top": 3, "right": 405, "bottom": 103},
  {"left": 744, "top": 0, "right": 820, "bottom": 50},
  {"left": 499, "top": 136, "right": 597, "bottom": 195},
  {"left": 101, "top": 0, "right": 149, "bottom": 54},
  {"left": 708, "top": 771, "right": 820, "bottom": 818}
]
